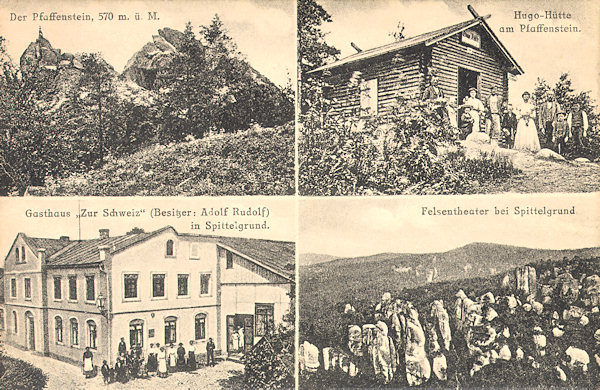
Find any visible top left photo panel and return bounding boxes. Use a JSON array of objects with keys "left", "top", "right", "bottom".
[{"left": 0, "top": 0, "right": 295, "bottom": 196}]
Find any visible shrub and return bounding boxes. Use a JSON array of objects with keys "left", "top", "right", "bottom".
[
  {"left": 0, "top": 354, "right": 47, "bottom": 390},
  {"left": 244, "top": 331, "right": 294, "bottom": 389}
]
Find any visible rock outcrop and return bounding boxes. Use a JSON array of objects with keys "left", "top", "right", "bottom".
[{"left": 122, "top": 27, "right": 185, "bottom": 89}]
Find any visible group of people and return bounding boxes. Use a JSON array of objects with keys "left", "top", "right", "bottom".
[
  {"left": 300, "top": 264, "right": 600, "bottom": 387},
  {"left": 83, "top": 336, "right": 216, "bottom": 384},
  {"left": 421, "top": 77, "right": 590, "bottom": 155}
]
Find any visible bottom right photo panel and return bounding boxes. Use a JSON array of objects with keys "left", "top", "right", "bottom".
[{"left": 298, "top": 195, "right": 600, "bottom": 389}]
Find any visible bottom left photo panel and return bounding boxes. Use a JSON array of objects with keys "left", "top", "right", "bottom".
[{"left": 0, "top": 197, "right": 296, "bottom": 389}]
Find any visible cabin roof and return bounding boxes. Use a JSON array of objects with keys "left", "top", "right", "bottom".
[
  {"left": 10, "top": 227, "right": 295, "bottom": 282},
  {"left": 310, "top": 16, "right": 523, "bottom": 75}
]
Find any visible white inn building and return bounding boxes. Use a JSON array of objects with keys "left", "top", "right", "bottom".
[{"left": 1, "top": 226, "right": 294, "bottom": 366}]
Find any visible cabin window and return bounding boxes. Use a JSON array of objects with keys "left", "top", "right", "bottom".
[
  {"left": 200, "top": 273, "right": 211, "bottom": 296},
  {"left": 24, "top": 278, "right": 31, "bottom": 299},
  {"left": 360, "top": 78, "right": 378, "bottom": 116},
  {"left": 226, "top": 251, "right": 233, "bottom": 269},
  {"left": 85, "top": 275, "right": 95, "bottom": 302},
  {"left": 166, "top": 240, "right": 174, "bottom": 257},
  {"left": 195, "top": 313, "right": 206, "bottom": 340},
  {"left": 87, "top": 320, "right": 97, "bottom": 349},
  {"left": 54, "top": 277, "right": 62, "bottom": 300},
  {"left": 255, "top": 303, "right": 274, "bottom": 337},
  {"left": 124, "top": 274, "right": 139, "bottom": 299},
  {"left": 70, "top": 318, "right": 79, "bottom": 346},
  {"left": 164, "top": 316, "right": 177, "bottom": 345},
  {"left": 0, "top": 309, "right": 4, "bottom": 331},
  {"left": 177, "top": 274, "right": 189, "bottom": 297},
  {"left": 13, "top": 311, "right": 18, "bottom": 333},
  {"left": 10, "top": 278, "right": 16, "bottom": 298},
  {"left": 152, "top": 274, "right": 166, "bottom": 298},
  {"left": 68, "top": 276, "right": 77, "bottom": 301},
  {"left": 55, "top": 317, "right": 63, "bottom": 343},
  {"left": 190, "top": 243, "right": 200, "bottom": 259}
]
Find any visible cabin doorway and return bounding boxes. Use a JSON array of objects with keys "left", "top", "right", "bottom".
[
  {"left": 458, "top": 67, "right": 480, "bottom": 130},
  {"left": 25, "top": 312, "right": 35, "bottom": 350},
  {"left": 226, "top": 314, "right": 254, "bottom": 354}
]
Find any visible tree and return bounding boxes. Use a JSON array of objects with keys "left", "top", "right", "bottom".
[
  {"left": 298, "top": 0, "right": 340, "bottom": 113},
  {"left": 389, "top": 21, "right": 406, "bottom": 41}
]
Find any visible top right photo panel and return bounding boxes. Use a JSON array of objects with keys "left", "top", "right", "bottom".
[{"left": 298, "top": 0, "right": 600, "bottom": 196}]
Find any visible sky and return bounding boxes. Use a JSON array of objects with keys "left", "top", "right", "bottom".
[
  {"left": 299, "top": 193, "right": 600, "bottom": 258},
  {"left": 0, "top": 0, "right": 295, "bottom": 87},
  {"left": 0, "top": 197, "right": 296, "bottom": 268},
  {"left": 318, "top": 0, "right": 600, "bottom": 103}
]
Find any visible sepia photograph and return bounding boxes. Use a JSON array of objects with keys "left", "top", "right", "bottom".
[
  {"left": 0, "top": 197, "right": 295, "bottom": 388},
  {"left": 299, "top": 0, "right": 600, "bottom": 195},
  {"left": 299, "top": 195, "right": 600, "bottom": 388},
  {"left": 0, "top": 0, "right": 295, "bottom": 196}
]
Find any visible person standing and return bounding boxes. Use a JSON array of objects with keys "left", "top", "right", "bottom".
[
  {"left": 553, "top": 110, "right": 569, "bottom": 155},
  {"left": 101, "top": 360, "right": 110, "bottom": 384},
  {"left": 157, "top": 346, "right": 168, "bottom": 378},
  {"left": 538, "top": 92, "right": 561, "bottom": 148},
  {"left": 177, "top": 342, "right": 187, "bottom": 371},
  {"left": 168, "top": 343, "right": 178, "bottom": 372},
  {"left": 463, "top": 88, "right": 485, "bottom": 133},
  {"left": 487, "top": 87, "right": 502, "bottom": 145},
  {"left": 82, "top": 347, "right": 94, "bottom": 378},
  {"left": 513, "top": 91, "right": 541, "bottom": 152},
  {"left": 188, "top": 341, "right": 197, "bottom": 371},
  {"left": 206, "top": 337, "right": 216, "bottom": 366},
  {"left": 567, "top": 102, "right": 588, "bottom": 148},
  {"left": 118, "top": 337, "right": 127, "bottom": 357},
  {"left": 500, "top": 101, "right": 517, "bottom": 148}
]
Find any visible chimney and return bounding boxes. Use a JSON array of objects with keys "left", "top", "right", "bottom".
[
  {"left": 99, "top": 229, "right": 110, "bottom": 239},
  {"left": 60, "top": 236, "right": 70, "bottom": 241},
  {"left": 38, "top": 248, "right": 46, "bottom": 263},
  {"left": 98, "top": 245, "right": 110, "bottom": 261}
]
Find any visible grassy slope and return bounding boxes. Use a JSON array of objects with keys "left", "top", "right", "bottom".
[{"left": 39, "top": 123, "right": 294, "bottom": 196}]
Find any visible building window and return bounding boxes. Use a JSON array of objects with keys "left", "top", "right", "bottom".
[
  {"left": 226, "top": 251, "right": 233, "bottom": 269},
  {"left": 255, "top": 303, "right": 274, "bottom": 337},
  {"left": 190, "top": 243, "right": 199, "bottom": 259},
  {"left": 68, "top": 276, "right": 77, "bottom": 301},
  {"left": 54, "top": 277, "right": 62, "bottom": 300},
  {"left": 0, "top": 309, "right": 4, "bottom": 331},
  {"left": 10, "top": 278, "right": 16, "bottom": 298},
  {"left": 194, "top": 313, "right": 206, "bottom": 340},
  {"left": 124, "top": 274, "right": 138, "bottom": 299},
  {"left": 164, "top": 316, "right": 177, "bottom": 345},
  {"left": 87, "top": 320, "right": 97, "bottom": 349},
  {"left": 20, "top": 246, "right": 25, "bottom": 263},
  {"left": 152, "top": 274, "right": 165, "bottom": 298},
  {"left": 200, "top": 273, "right": 211, "bottom": 296},
  {"left": 70, "top": 318, "right": 79, "bottom": 346},
  {"left": 177, "top": 274, "right": 189, "bottom": 297},
  {"left": 85, "top": 275, "right": 95, "bottom": 302},
  {"left": 166, "top": 240, "right": 174, "bottom": 256},
  {"left": 15, "top": 248, "right": 19, "bottom": 263},
  {"left": 360, "top": 78, "right": 378, "bottom": 116},
  {"left": 24, "top": 278, "right": 31, "bottom": 299},
  {"left": 129, "top": 319, "right": 144, "bottom": 349},
  {"left": 55, "top": 317, "right": 63, "bottom": 343},
  {"left": 13, "top": 311, "right": 17, "bottom": 333}
]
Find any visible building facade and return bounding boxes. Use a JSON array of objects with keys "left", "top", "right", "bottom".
[
  {"left": 310, "top": 7, "right": 523, "bottom": 122},
  {"left": 2, "top": 226, "right": 294, "bottom": 366}
]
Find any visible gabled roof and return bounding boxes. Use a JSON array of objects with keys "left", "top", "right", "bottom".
[
  {"left": 12, "top": 227, "right": 295, "bottom": 282},
  {"left": 310, "top": 15, "right": 523, "bottom": 75}
]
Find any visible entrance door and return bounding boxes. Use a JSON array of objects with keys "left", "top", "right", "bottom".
[
  {"left": 226, "top": 314, "right": 254, "bottom": 354},
  {"left": 26, "top": 313, "right": 35, "bottom": 350},
  {"left": 129, "top": 319, "right": 144, "bottom": 349},
  {"left": 457, "top": 67, "right": 480, "bottom": 126}
]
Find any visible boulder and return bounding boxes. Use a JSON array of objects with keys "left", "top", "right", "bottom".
[
  {"left": 574, "top": 157, "right": 591, "bottom": 163},
  {"left": 465, "top": 131, "right": 490, "bottom": 144},
  {"left": 536, "top": 148, "right": 566, "bottom": 161}
]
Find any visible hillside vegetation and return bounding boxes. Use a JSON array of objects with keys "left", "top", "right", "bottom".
[{"left": 34, "top": 123, "right": 293, "bottom": 196}]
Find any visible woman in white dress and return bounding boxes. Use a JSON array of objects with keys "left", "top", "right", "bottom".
[
  {"left": 157, "top": 346, "right": 168, "bottom": 378},
  {"left": 513, "top": 91, "right": 541, "bottom": 152},
  {"left": 463, "top": 88, "right": 485, "bottom": 133}
]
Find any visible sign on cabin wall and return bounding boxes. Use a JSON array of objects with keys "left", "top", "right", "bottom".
[{"left": 461, "top": 29, "right": 481, "bottom": 49}]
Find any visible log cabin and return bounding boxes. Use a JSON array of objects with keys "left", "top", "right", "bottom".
[{"left": 309, "top": 6, "right": 523, "bottom": 124}]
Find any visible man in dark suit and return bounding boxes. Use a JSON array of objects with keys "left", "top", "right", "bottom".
[
  {"left": 421, "top": 77, "right": 447, "bottom": 122},
  {"left": 538, "top": 92, "right": 561, "bottom": 148}
]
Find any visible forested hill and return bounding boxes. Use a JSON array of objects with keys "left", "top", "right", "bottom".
[{"left": 0, "top": 16, "right": 294, "bottom": 195}]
